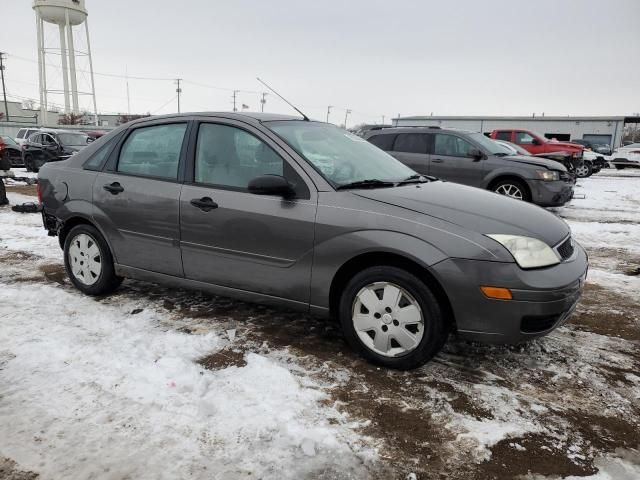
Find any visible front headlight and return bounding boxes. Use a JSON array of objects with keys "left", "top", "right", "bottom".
[
  {"left": 536, "top": 170, "right": 560, "bottom": 181},
  {"left": 487, "top": 234, "right": 560, "bottom": 269}
]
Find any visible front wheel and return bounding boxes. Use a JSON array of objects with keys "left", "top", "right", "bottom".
[
  {"left": 614, "top": 164, "right": 626, "bottom": 170},
  {"left": 64, "top": 224, "right": 122, "bottom": 295},
  {"left": 575, "top": 162, "right": 592, "bottom": 178},
  {"left": 492, "top": 179, "right": 531, "bottom": 202},
  {"left": 339, "top": 266, "right": 448, "bottom": 370}
]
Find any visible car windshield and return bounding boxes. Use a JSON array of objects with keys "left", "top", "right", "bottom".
[
  {"left": 1, "top": 136, "right": 17, "bottom": 146},
  {"left": 267, "top": 121, "right": 416, "bottom": 187},
  {"left": 58, "top": 133, "right": 89, "bottom": 146},
  {"left": 467, "top": 132, "right": 512, "bottom": 155}
]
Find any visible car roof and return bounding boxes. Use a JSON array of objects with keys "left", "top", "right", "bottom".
[
  {"left": 129, "top": 111, "right": 305, "bottom": 127},
  {"left": 364, "top": 126, "right": 474, "bottom": 136}
]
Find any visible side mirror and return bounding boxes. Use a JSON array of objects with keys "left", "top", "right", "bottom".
[
  {"left": 531, "top": 138, "right": 541, "bottom": 145},
  {"left": 468, "top": 148, "right": 484, "bottom": 160},
  {"left": 248, "top": 174, "right": 295, "bottom": 198}
]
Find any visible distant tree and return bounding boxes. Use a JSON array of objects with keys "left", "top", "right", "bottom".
[
  {"left": 22, "top": 99, "right": 36, "bottom": 110},
  {"left": 58, "top": 113, "right": 85, "bottom": 125},
  {"left": 116, "top": 113, "right": 151, "bottom": 126}
]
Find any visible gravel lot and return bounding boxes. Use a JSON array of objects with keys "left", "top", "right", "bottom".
[{"left": 1, "top": 169, "right": 639, "bottom": 479}]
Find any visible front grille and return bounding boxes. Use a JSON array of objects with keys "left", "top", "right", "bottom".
[
  {"left": 521, "top": 314, "right": 561, "bottom": 333},
  {"left": 557, "top": 236, "right": 574, "bottom": 260}
]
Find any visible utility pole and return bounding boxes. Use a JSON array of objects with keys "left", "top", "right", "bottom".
[
  {"left": 0, "top": 52, "right": 9, "bottom": 122},
  {"left": 232, "top": 90, "right": 238, "bottom": 112},
  {"left": 344, "top": 109, "right": 351, "bottom": 129},
  {"left": 175, "top": 78, "right": 182, "bottom": 113},
  {"left": 125, "top": 65, "right": 131, "bottom": 115},
  {"left": 326, "top": 105, "right": 332, "bottom": 123},
  {"left": 381, "top": 115, "right": 385, "bottom": 125},
  {"left": 260, "top": 92, "right": 268, "bottom": 112}
]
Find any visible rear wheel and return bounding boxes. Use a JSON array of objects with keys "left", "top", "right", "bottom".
[
  {"left": 615, "top": 164, "right": 626, "bottom": 170},
  {"left": 575, "top": 162, "right": 592, "bottom": 178},
  {"left": 339, "top": 266, "right": 448, "bottom": 370},
  {"left": 64, "top": 224, "right": 122, "bottom": 295},
  {"left": 492, "top": 179, "right": 531, "bottom": 202}
]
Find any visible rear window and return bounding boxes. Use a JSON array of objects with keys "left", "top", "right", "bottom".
[
  {"left": 16, "top": 129, "right": 26, "bottom": 139},
  {"left": 367, "top": 134, "right": 396, "bottom": 151},
  {"left": 393, "top": 133, "right": 428, "bottom": 154}
]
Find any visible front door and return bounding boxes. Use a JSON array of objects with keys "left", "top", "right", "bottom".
[
  {"left": 429, "top": 133, "right": 485, "bottom": 186},
  {"left": 93, "top": 122, "right": 189, "bottom": 277},
  {"left": 514, "top": 131, "right": 543, "bottom": 154},
  {"left": 180, "top": 120, "right": 317, "bottom": 303}
]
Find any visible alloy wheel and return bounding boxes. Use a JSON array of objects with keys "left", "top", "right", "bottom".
[
  {"left": 68, "top": 233, "right": 102, "bottom": 286},
  {"left": 576, "top": 164, "right": 589, "bottom": 177},
  {"left": 352, "top": 282, "right": 424, "bottom": 357},
  {"left": 495, "top": 183, "right": 523, "bottom": 200}
]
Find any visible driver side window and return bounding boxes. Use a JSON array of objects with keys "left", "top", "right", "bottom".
[
  {"left": 515, "top": 132, "right": 535, "bottom": 145},
  {"left": 434, "top": 134, "right": 474, "bottom": 157},
  {"left": 195, "top": 123, "right": 283, "bottom": 188}
]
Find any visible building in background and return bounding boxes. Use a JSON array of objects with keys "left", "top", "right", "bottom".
[{"left": 392, "top": 115, "right": 640, "bottom": 148}]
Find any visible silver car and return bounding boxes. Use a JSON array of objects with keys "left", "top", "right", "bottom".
[{"left": 38, "top": 113, "right": 588, "bottom": 369}]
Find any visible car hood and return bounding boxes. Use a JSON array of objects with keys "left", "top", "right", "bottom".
[
  {"left": 353, "top": 181, "right": 570, "bottom": 247},
  {"left": 64, "top": 145, "right": 86, "bottom": 152},
  {"left": 502, "top": 154, "right": 567, "bottom": 171},
  {"left": 547, "top": 141, "right": 583, "bottom": 151}
]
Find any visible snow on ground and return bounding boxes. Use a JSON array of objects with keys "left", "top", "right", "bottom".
[
  {"left": 0, "top": 194, "right": 376, "bottom": 478},
  {"left": 1, "top": 169, "right": 639, "bottom": 479}
]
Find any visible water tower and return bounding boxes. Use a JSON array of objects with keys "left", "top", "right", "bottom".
[{"left": 33, "top": 0, "right": 98, "bottom": 124}]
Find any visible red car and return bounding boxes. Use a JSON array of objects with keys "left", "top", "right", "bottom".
[{"left": 490, "top": 129, "right": 584, "bottom": 157}]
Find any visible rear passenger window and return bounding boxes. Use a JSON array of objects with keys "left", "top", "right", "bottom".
[
  {"left": 17, "top": 129, "right": 26, "bottom": 139},
  {"left": 117, "top": 123, "right": 187, "bottom": 179},
  {"left": 495, "top": 131, "right": 511, "bottom": 141},
  {"left": 393, "top": 133, "right": 428, "bottom": 154},
  {"left": 368, "top": 134, "right": 396, "bottom": 151}
]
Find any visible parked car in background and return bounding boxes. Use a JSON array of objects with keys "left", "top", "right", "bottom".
[
  {"left": 571, "top": 139, "right": 612, "bottom": 156},
  {"left": 494, "top": 139, "right": 580, "bottom": 178},
  {"left": 38, "top": 112, "right": 588, "bottom": 369},
  {"left": 351, "top": 124, "right": 392, "bottom": 138},
  {"left": 86, "top": 130, "right": 109, "bottom": 143},
  {"left": 0, "top": 135, "right": 24, "bottom": 167},
  {"left": 366, "top": 127, "right": 574, "bottom": 207},
  {"left": 14, "top": 127, "right": 41, "bottom": 147},
  {"left": 23, "top": 129, "right": 90, "bottom": 172},
  {"left": 609, "top": 143, "right": 640, "bottom": 170},
  {"left": 489, "top": 129, "right": 584, "bottom": 158}
]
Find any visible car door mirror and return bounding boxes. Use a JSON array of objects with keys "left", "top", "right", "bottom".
[
  {"left": 531, "top": 138, "right": 541, "bottom": 145},
  {"left": 468, "top": 148, "right": 484, "bottom": 160},
  {"left": 248, "top": 174, "right": 295, "bottom": 198}
]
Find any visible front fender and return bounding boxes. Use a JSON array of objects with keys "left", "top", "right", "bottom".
[{"left": 309, "top": 229, "right": 448, "bottom": 310}]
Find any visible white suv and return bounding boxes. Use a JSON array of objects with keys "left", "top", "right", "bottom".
[{"left": 15, "top": 127, "right": 41, "bottom": 147}]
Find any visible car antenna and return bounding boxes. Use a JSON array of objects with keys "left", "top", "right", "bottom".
[{"left": 256, "top": 77, "right": 310, "bottom": 121}]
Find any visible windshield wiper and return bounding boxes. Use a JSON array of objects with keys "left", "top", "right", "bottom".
[
  {"left": 493, "top": 152, "right": 509, "bottom": 157},
  {"left": 336, "top": 179, "right": 395, "bottom": 190},
  {"left": 397, "top": 174, "right": 430, "bottom": 185}
]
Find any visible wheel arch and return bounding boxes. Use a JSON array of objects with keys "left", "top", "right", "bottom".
[
  {"left": 328, "top": 251, "right": 456, "bottom": 332},
  {"left": 487, "top": 174, "right": 532, "bottom": 198},
  {"left": 58, "top": 215, "right": 114, "bottom": 259}
]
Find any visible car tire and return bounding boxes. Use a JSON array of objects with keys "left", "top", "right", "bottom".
[
  {"left": 64, "top": 224, "right": 122, "bottom": 296},
  {"left": 614, "top": 164, "right": 626, "bottom": 170},
  {"left": 0, "top": 179, "right": 7, "bottom": 206},
  {"left": 575, "top": 162, "right": 592, "bottom": 178},
  {"left": 492, "top": 179, "right": 531, "bottom": 202},
  {"left": 24, "top": 155, "right": 33, "bottom": 172},
  {"left": 338, "top": 266, "right": 448, "bottom": 370}
]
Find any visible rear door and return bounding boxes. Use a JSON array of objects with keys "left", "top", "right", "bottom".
[
  {"left": 179, "top": 119, "right": 317, "bottom": 303},
  {"left": 429, "top": 133, "right": 485, "bottom": 186},
  {"left": 93, "top": 121, "right": 189, "bottom": 277},
  {"left": 388, "top": 133, "right": 430, "bottom": 174}
]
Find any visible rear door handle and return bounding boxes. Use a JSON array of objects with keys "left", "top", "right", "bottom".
[
  {"left": 190, "top": 197, "right": 218, "bottom": 212},
  {"left": 103, "top": 182, "right": 124, "bottom": 194},
  {"left": 432, "top": 158, "right": 444, "bottom": 164}
]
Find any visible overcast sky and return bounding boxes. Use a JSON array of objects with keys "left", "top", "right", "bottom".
[{"left": 2, "top": 0, "right": 639, "bottom": 125}]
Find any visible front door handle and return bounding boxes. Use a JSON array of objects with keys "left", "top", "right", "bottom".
[
  {"left": 431, "top": 158, "right": 444, "bottom": 164},
  {"left": 190, "top": 197, "right": 218, "bottom": 212},
  {"left": 103, "top": 182, "right": 124, "bottom": 194}
]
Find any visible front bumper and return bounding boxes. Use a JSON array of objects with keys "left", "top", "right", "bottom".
[
  {"left": 529, "top": 179, "right": 574, "bottom": 207},
  {"left": 430, "top": 242, "right": 588, "bottom": 344}
]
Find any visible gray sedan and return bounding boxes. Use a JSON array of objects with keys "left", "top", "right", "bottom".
[{"left": 38, "top": 113, "right": 588, "bottom": 369}]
